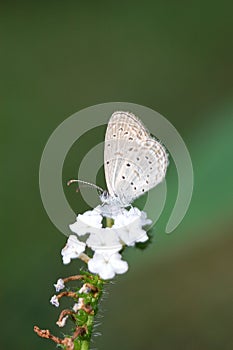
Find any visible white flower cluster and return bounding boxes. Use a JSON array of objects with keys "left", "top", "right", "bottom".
[{"left": 61, "top": 206, "right": 152, "bottom": 280}]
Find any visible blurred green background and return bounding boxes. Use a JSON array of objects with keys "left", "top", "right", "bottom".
[{"left": 1, "top": 1, "right": 233, "bottom": 349}]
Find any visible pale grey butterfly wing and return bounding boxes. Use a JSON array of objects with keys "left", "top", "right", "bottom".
[
  {"left": 104, "top": 111, "right": 148, "bottom": 204},
  {"left": 104, "top": 111, "right": 168, "bottom": 206}
]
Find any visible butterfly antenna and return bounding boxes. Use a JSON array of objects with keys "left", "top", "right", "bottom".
[{"left": 67, "top": 179, "right": 104, "bottom": 195}]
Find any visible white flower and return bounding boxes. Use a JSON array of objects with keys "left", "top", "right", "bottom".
[
  {"left": 54, "top": 278, "right": 65, "bottom": 292},
  {"left": 73, "top": 298, "right": 85, "bottom": 312},
  {"left": 50, "top": 295, "right": 59, "bottom": 307},
  {"left": 61, "top": 235, "right": 86, "bottom": 264},
  {"left": 69, "top": 209, "right": 103, "bottom": 236},
  {"left": 69, "top": 206, "right": 151, "bottom": 249},
  {"left": 113, "top": 207, "right": 152, "bottom": 246},
  {"left": 88, "top": 252, "right": 128, "bottom": 280},
  {"left": 86, "top": 228, "right": 122, "bottom": 253},
  {"left": 116, "top": 227, "right": 149, "bottom": 246},
  {"left": 66, "top": 205, "right": 151, "bottom": 280},
  {"left": 56, "top": 315, "right": 68, "bottom": 327},
  {"left": 113, "top": 207, "right": 152, "bottom": 228}
]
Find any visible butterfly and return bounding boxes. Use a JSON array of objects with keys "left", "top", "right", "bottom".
[{"left": 68, "top": 111, "right": 168, "bottom": 208}]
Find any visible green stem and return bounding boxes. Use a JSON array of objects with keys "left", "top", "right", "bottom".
[
  {"left": 80, "top": 315, "right": 93, "bottom": 350},
  {"left": 73, "top": 272, "right": 104, "bottom": 350},
  {"left": 106, "top": 217, "right": 114, "bottom": 228},
  {"left": 80, "top": 340, "right": 89, "bottom": 350}
]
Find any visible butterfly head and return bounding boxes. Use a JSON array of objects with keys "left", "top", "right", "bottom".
[
  {"left": 99, "top": 190, "right": 109, "bottom": 203},
  {"left": 100, "top": 189, "right": 126, "bottom": 207}
]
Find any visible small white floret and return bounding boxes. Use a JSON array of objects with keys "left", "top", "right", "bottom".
[
  {"left": 88, "top": 252, "right": 128, "bottom": 280},
  {"left": 54, "top": 278, "right": 65, "bottom": 292},
  {"left": 112, "top": 207, "right": 151, "bottom": 246},
  {"left": 86, "top": 228, "right": 122, "bottom": 253},
  {"left": 69, "top": 209, "right": 103, "bottom": 236},
  {"left": 56, "top": 315, "right": 68, "bottom": 327},
  {"left": 73, "top": 298, "right": 85, "bottom": 312},
  {"left": 78, "top": 283, "right": 92, "bottom": 294},
  {"left": 61, "top": 235, "right": 86, "bottom": 264},
  {"left": 50, "top": 295, "right": 59, "bottom": 307}
]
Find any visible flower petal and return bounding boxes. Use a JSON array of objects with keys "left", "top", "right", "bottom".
[
  {"left": 109, "top": 253, "right": 128, "bottom": 274},
  {"left": 61, "top": 235, "right": 86, "bottom": 264},
  {"left": 50, "top": 295, "right": 59, "bottom": 307},
  {"left": 54, "top": 278, "right": 65, "bottom": 292},
  {"left": 86, "top": 228, "right": 122, "bottom": 252}
]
